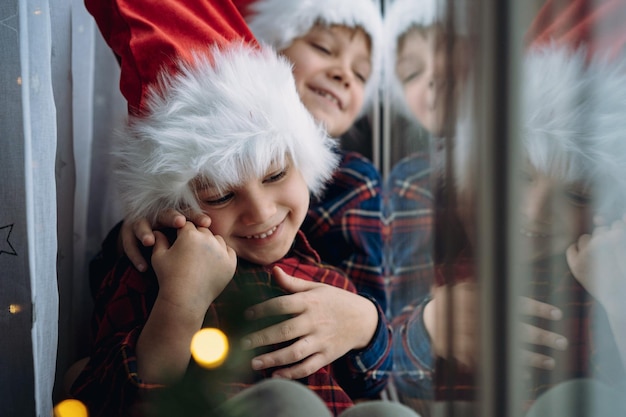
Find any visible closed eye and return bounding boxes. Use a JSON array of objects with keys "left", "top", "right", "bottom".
[
  {"left": 203, "top": 192, "right": 234, "bottom": 206},
  {"left": 264, "top": 168, "right": 288, "bottom": 183},
  {"left": 565, "top": 190, "right": 591, "bottom": 207},
  {"left": 401, "top": 71, "right": 422, "bottom": 84},
  {"left": 354, "top": 71, "right": 367, "bottom": 83},
  {"left": 311, "top": 43, "right": 331, "bottom": 55}
]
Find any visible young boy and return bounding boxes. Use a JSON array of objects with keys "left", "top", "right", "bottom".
[
  {"left": 71, "top": 2, "right": 403, "bottom": 416},
  {"left": 118, "top": 0, "right": 388, "bottom": 318}
]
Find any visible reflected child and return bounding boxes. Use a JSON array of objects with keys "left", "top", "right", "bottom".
[{"left": 383, "top": 0, "right": 626, "bottom": 412}]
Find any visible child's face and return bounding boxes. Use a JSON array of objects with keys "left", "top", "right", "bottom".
[
  {"left": 194, "top": 159, "right": 310, "bottom": 266},
  {"left": 396, "top": 26, "right": 447, "bottom": 136},
  {"left": 519, "top": 163, "right": 593, "bottom": 261},
  {"left": 280, "top": 24, "right": 372, "bottom": 137}
]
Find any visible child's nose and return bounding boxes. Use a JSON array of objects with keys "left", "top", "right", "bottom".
[
  {"left": 328, "top": 63, "right": 352, "bottom": 88},
  {"left": 241, "top": 191, "right": 277, "bottom": 225},
  {"left": 425, "top": 79, "right": 438, "bottom": 111},
  {"left": 523, "top": 184, "right": 554, "bottom": 225},
  {"left": 425, "top": 75, "right": 446, "bottom": 112}
]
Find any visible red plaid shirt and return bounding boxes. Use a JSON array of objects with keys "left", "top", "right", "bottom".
[{"left": 72, "top": 231, "right": 391, "bottom": 417}]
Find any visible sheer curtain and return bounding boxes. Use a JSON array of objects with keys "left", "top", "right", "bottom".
[
  {"left": 55, "top": 0, "right": 125, "bottom": 404},
  {"left": 1, "top": 0, "right": 123, "bottom": 414},
  {"left": 2, "top": 1, "right": 57, "bottom": 415}
]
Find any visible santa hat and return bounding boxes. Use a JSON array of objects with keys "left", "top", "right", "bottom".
[
  {"left": 243, "top": 0, "right": 383, "bottom": 117},
  {"left": 527, "top": 0, "right": 626, "bottom": 61},
  {"left": 85, "top": 0, "right": 339, "bottom": 223},
  {"left": 522, "top": 0, "right": 626, "bottom": 217},
  {"left": 383, "top": 0, "right": 442, "bottom": 121}
]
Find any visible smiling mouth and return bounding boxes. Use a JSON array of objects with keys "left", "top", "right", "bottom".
[
  {"left": 244, "top": 225, "right": 278, "bottom": 240},
  {"left": 311, "top": 87, "right": 342, "bottom": 109},
  {"left": 519, "top": 228, "right": 550, "bottom": 238}
]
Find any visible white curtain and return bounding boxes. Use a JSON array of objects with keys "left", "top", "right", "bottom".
[
  {"left": 2, "top": 0, "right": 57, "bottom": 415},
  {"left": 1, "top": 0, "right": 124, "bottom": 414},
  {"left": 54, "top": 0, "right": 126, "bottom": 405}
]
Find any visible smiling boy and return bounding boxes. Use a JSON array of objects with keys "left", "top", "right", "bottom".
[
  {"left": 190, "top": 159, "right": 311, "bottom": 267},
  {"left": 119, "top": 0, "right": 388, "bottom": 320},
  {"left": 70, "top": 2, "right": 398, "bottom": 417},
  {"left": 279, "top": 24, "right": 372, "bottom": 137},
  {"left": 243, "top": 0, "right": 387, "bottom": 317}
]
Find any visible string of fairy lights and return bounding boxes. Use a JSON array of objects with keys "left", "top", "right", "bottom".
[{"left": 53, "top": 328, "right": 230, "bottom": 417}]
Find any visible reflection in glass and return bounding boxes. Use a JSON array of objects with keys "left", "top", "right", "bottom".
[
  {"left": 383, "top": 0, "right": 626, "bottom": 416},
  {"left": 515, "top": 0, "right": 626, "bottom": 414},
  {"left": 383, "top": 0, "right": 478, "bottom": 415}
]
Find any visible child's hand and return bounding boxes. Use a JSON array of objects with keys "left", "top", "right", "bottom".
[
  {"left": 135, "top": 222, "right": 235, "bottom": 384},
  {"left": 241, "top": 266, "right": 378, "bottom": 379},
  {"left": 423, "top": 282, "right": 478, "bottom": 369},
  {"left": 151, "top": 222, "right": 236, "bottom": 313},
  {"left": 566, "top": 216, "right": 626, "bottom": 314},
  {"left": 519, "top": 296, "right": 568, "bottom": 372},
  {"left": 423, "top": 284, "right": 567, "bottom": 372},
  {"left": 121, "top": 210, "right": 212, "bottom": 272}
]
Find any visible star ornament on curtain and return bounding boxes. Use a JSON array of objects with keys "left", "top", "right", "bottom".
[{"left": 0, "top": 224, "right": 17, "bottom": 256}]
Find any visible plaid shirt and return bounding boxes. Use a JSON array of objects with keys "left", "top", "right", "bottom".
[
  {"left": 72, "top": 231, "right": 391, "bottom": 417},
  {"left": 303, "top": 150, "right": 387, "bottom": 313},
  {"left": 382, "top": 153, "right": 436, "bottom": 402},
  {"left": 382, "top": 151, "right": 626, "bottom": 407},
  {"left": 383, "top": 153, "right": 434, "bottom": 318}
]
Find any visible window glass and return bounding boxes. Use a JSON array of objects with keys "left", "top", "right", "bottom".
[{"left": 382, "top": 0, "right": 626, "bottom": 416}]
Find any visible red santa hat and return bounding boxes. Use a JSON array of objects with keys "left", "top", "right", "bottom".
[
  {"left": 522, "top": 0, "right": 626, "bottom": 216},
  {"left": 85, "top": 0, "right": 339, "bottom": 223},
  {"left": 241, "top": 0, "right": 383, "bottom": 117},
  {"left": 527, "top": 0, "right": 626, "bottom": 60}
]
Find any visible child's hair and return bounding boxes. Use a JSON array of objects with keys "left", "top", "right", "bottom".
[
  {"left": 245, "top": 0, "right": 383, "bottom": 115},
  {"left": 522, "top": 45, "right": 626, "bottom": 218},
  {"left": 115, "top": 43, "right": 340, "bottom": 223}
]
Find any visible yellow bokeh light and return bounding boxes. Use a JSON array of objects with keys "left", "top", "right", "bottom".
[
  {"left": 190, "top": 328, "right": 229, "bottom": 369},
  {"left": 53, "top": 399, "right": 88, "bottom": 417},
  {"left": 9, "top": 304, "right": 22, "bottom": 314}
]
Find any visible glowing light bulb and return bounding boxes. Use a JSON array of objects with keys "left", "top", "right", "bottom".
[
  {"left": 53, "top": 399, "right": 88, "bottom": 417},
  {"left": 190, "top": 328, "right": 229, "bottom": 369},
  {"left": 8, "top": 304, "right": 22, "bottom": 314}
]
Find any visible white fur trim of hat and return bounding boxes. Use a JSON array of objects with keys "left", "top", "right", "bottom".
[
  {"left": 246, "top": 0, "right": 383, "bottom": 117},
  {"left": 383, "top": 0, "right": 441, "bottom": 121},
  {"left": 522, "top": 45, "right": 626, "bottom": 216},
  {"left": 115, "top": 42, "right": 340, "bottom": 223},
  {"left": 452, "top": 45, "right": 626, "bottom": 214}
]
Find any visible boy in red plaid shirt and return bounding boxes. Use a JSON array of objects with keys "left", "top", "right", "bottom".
[
  {"left": 68, "top": 2, "right": 424, "bottom": 417},
  {"left": 118, "top": 0, "right": 388, "bottom": 318}
]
